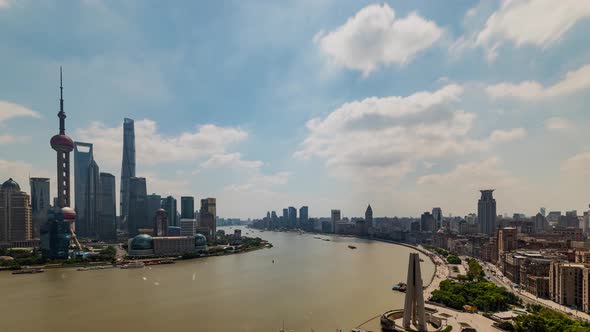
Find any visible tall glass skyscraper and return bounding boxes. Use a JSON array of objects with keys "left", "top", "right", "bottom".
[
  {"left": 98, "top": 173, "right": 116, "bottom": 240},
  {"left": 146, "top": 194, "right": 162, "bottom": 222},
  {"left": 478, "top": 190, "right": 497, "bottom": 236},
  {"left": 127, "top": 177, "right": 146, "bottom": 237},
  {"left": 120, "top": 118, "right": 136, "bottom": 224},
  {"left": 162, "top": 196, "right": 177, "bottom": 227},
  {"left": 29, "top": 177, "right": 50, "bottom": 238},
  {"left": 74, "top": 142, "right": 100, "bottom": 237},
  {"left": 181, "top": 196, "right": 195, "bottom": 219}
]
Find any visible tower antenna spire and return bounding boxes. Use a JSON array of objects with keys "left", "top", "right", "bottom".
[{"left": 58, "top": 66, "right": 66, "bottom": 134}]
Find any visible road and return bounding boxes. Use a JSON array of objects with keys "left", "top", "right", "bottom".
[{"left": 479, "top": 259, "right": 590, "bottom": 323}]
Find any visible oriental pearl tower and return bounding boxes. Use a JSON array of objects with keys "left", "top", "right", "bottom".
[{"left": 50, "top": 67, "right": 81, "bottom": 250}]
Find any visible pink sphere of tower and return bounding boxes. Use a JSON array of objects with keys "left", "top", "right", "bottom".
[
  {"left": 60, "top": 207, "right": 76, "bottom": 221},
  {"left": 50, "top": 134, "right": 74, "bottom": 152}
]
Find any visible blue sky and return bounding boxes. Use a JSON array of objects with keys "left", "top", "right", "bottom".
[{"left": 1, "top": 0, "right": 589, "bottom": 218}]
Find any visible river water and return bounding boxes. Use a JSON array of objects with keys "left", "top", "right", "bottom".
[{"left": 0, "top": 227, "right": 433, "bottom": 332}]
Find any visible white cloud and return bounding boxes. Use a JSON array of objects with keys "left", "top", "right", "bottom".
[
  {"left": 75, "top": 119, "right": 248, "bottom": 168},
  {"left": 0, "top": 159, "right": 55, "bottom": 196},
  {"left": 476, "top": 0, "right": 590, "bottom": 59},
  {"left": 486, "top": 64, "right": 590, "bottom": 100},
  {"left": 295, "top": 85, "right": 525, "bottom": 186},
  {"left": 561, "top": 151, "right": 590, "bottom": 177},
  {"left": 417, "top": 157, "right": 515, "bottom": 188},
  {"left": 0, "top": 135, "right": 31, "bottom": 144},
  {"left": 224, "top": 171, "right": 290, "bottom": 193},
  {"left": 545, "top": 117, "right": 574, "bottom": 131},
  {"left": 314, "top": 3, "right": 442, "bottom": 76},
  {"left": 0, "top": 0, "right": 12, "bottom": 9},
  {"left": 201, "top": 153, "right": 263, "bottom": 170},
  {"left": 0, "top": 101, "right": 41, "bottom": 124}
]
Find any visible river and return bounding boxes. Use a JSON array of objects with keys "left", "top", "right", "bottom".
[{"left": 0, "top": 226, "right": 434, "bottom": 332}]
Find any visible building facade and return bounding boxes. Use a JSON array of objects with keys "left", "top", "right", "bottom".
[
  {"left": 127, "top": 177, "right": 147, "bottom": 237},
  {"left": 98, "top": 173, "right": 116, "bottom": 241},
  {"left": 478, "top": 189, "right": 497, "bottom": 236},
  {"left": 120, "top": 118, "right": 136, "bottom": 224},
  {"left": 181, "top": 196, "right": 195, "bottom": 219},
  {"left": 74, "top": 142, "right": 100, "bottom": 237},
  {"left": 0, "top": 179, "right": 32, "bottom": 242},
  {"left": 199, "top": 198, "right": 216, "bottom": 237},
  {"left": 162, "top": 196, "right": 178, "bottom": 227},
  {"left": 29, "top": 177, "right": 50, "bottom": 239}
]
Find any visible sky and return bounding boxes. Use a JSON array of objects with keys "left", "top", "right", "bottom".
[{"left": 0, "top": 0, "right": 589, "bottom": 219}]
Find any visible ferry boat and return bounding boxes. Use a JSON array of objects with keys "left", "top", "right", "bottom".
[
  {"left": 77, "top": 265, "right": 114, "bottom": 271},
  {"left": 120, "top": 262, "right": 145, "bottom": 269},
  {"left": 159, "top": 259, "right": 175, "bottom": 264},
  {"left": 12, "top": 268, "right": 44, "bottom": 275},
  {"left": 392, "top": 282, "right": 407, "bottom": 292},
  {"left": 348, "top": 245, "right": 357, "bottom": 249}
]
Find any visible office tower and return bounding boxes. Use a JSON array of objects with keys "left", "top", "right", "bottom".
[
  {"left": 48, "top": 68, "right": 80, "bottom": 253},
  {"left": 127, "top": 177, "right": 147, "bottom": 237},
  {"left": 181, "top": 196, "right": 195, "bottom": 219},
  {"left": 120, "top": 118, "right": 136, "bottom": 224},
  {"left": 180, "top": 218, "right": 196, "bottom": 236},
  {"left": 0, "top": 178, "right": 32, "bottom": 241},
  {"left": 97, "top": 173, "right": 116, "bottom": 240},
  {"left": 271, "top": 211, "right": 278, "bottom": 229},
  {"left": 199, "top": 198, "right": 217, "bottom": 237},
  {"left": 146, "top": 194, "right": 162, "bottom": 223},
  {"left": 74, "top": 142, "right": 100, "bottom": 237},
  {"left": 559, "top": 210, "right": 579, "bottom": 228},
  {"left": 547, "top": 211, "right": 561, "bottom": 226},
  {"left": 432, "top": 207, "right": 442, "bottom": 230},
  {"left": 299, "top": 206, "right": 309, "bottom": 228},
  {"left": 420, "top": 212, "right": 435, "bottom": 232},
  {"left": 29, "top": 177, "right": 50, "bottom": 238},
  {"left": 497, "top": 227, "right": 517, "bottom": 256},
  {"left": 540, "top": 207, "right": 546, "bottom": 217},
  {"left": 403, "top": 253, "right": 426, "bottom": 330},
  {"left": 154, "top": 208, "right": 168, "bottom": 237},
  {"left": 331, "top": 209, "right": 341, "bottom": 233},
  {"left": 282, "top": 208, "right": 288, "bottom": 219},
  {"left": 365, "top": 204, "right": 373, "bottom": 228},
  {"left": 478, "top": 189, "right": 497, "bottom": 236},
  {"left": 162, "top": 196, "right": 178, "bottom": 227},
  {"left": 533, "top": 213, "right": 549, "bottom": 233},
  {"left": 288, "top": 206, "right": 297, "bottom": 228}
]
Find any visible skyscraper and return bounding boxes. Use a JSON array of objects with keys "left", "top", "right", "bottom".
[
  {"left": 331, "top": 209, "right": 341, "bottom": 233},
  {"left": 146, "top": 194, "right": 162, "bottom": 223},
  {"left": 162, "top": 196, "right": 177, "bottom": 227},
  {"left": 478, "top": 189, "right": 497, "bottom": 236},
  {"left": 120, "top": 118, "right": 136, "bottom": 224},
  {"left": 127, "top": 177, "right": 147, "bottom": 237},
  {"left": 199, "top": 198, "right": 216, "bottom": 237},
  {"left": 74, "top": 142, "right": 100, "bottom": 237},
  {"left": 299, "top": 206, "right": 309, "bottom": 228},
  {"left": 420, "top": 212, "right": 435, "bottom": 232},
  {"left": 432, "top": 207, "right": 442, "bottom": 230},
  {"left": 181, "top": 196, "right": 195, "bottom": 219},
  {"left": 288, "top": 206, "right": 297, "bottom": 228},
  {"left": 98, "top": 173, "right": 116, "bottom": 240},
  {"left": 29, "top": 177, "right": 50, "bottom": 238},
  {"left": 0, "top": 178, "right": 32, "bottom": 241},
  {"left": 365, "top": 204, "right": 373, "bottom": 228}
]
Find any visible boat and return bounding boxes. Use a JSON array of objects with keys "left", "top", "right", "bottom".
[
  {"left": 322, "top": 238, "right": 331, "bottom": 241},
  {"left": 348, "top": 245, "right": 357, "bottom": 249},
  {"left": 77, "top": 265, "right": 114, "bottom": 271},
  {"left": 120, "top": 262, "right": 145, "bottom": 269},
  {"left": 12, "top": 268, "right": 44, "bottom": 275},
  {"left": 159, "top": 259, "right": 175, "bottom": 264},
  {"left": 392, "top": 282, "right": 407, "bottom": 292}
]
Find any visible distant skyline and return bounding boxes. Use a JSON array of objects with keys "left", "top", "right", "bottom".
[{"left": 1, "top": 1, "right": 589, "bottom": 218}]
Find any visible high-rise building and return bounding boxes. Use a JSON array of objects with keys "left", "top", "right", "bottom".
[
  {"left": 162, "top": 196, "right": 177, "bottom": 227},
  {"left": 127, "top": 177, "right": 147, "bottom": 237},
  {"left": 365, "top": 204, "right": 373, "bottom": 228},
  {"left": 146, "top": 194, "right": 162, "bottom": 223},
  {"left": 181, "top": 196, "right": 195, "bottom": 219},
  {"left": 549, "top": 262, "right": 590, "bottom": 312},
  {"left": 199, "top": 198, "right": 217, "bottom": 237},
  {"left": 29, "top": 177, "right": 50, "bottom": 238},
  {"left": 97, "top": 173, "right": 116, "bottom": 240},
  {"left": 74, "top": 142, "right": 100, "bottom": 237},
  {"left": 154, "top": 209, "right": 168, "bottom": 237},
  {"left": 331, "top": 209, "right": 341, "bottom": 233},
  {"left": 0, "top": 179, "right": 32, "bottom": 241},
  {"left": 540, "top": 207, "right": 546, "bottom": 217},
  {"left": 559, "top": 210, "right": 579, "bottom": 228},
  {"left": 180, "top": 218, "right": 196, "bottom": 237},
  {"left": 288, "top": 206, "right": 297, "bottom": 228},
  {"left": 271, "top": 211, "right": 278, "bottom": 229},
  {"left": 478, "top": 189, "right": 497, "bottom": 236},
  {"left": 299, "top": 206, "right": 309, "bottom": 228},
  {"left": 497, "top": 227, "right": 517, "bottom": 256},
  {"left": 420, "top": 212, "right": 435, "bottom": 232},
  {"left": 432, "top": 207, "right": 442, "bottom": 230},
  {"left": 282, "top": 208, "right": 288, "bottom": 219},
  {"left": 120, "top": 118, "right": 136, "bottom": 224}
]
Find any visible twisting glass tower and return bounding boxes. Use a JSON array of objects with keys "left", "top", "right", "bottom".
[{"left": 120, "top": 118, "right": 136, "bottom": 225}]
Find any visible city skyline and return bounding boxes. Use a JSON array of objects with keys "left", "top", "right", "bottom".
[{"left": 1, "top": 1, "right": 589, "bottom": 218}]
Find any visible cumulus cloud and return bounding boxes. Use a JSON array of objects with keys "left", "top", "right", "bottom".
[
  {"left": 486, "top": 64, "right": 590, "bottom": 100},
  {"left": 545, "top": 117, "right": 574, "bottom": 131},
  {"left": 477, "top": 0, "right": 590, "bottom": 60},
  {"left": 0, "top": 135, "right": 31, "bottom": 144},
  {"left": 224, "top": 171, "right": 290, "bottom": 193},
  {"left": 561, "top": 151, "right": 590, "bottom": 177},
  {"left": 417, "top": 157, "right": 513, "bottom": 187},
  {"left": 295, "top": 85, "right": 525, "bottom": 186},
  {"left": 0, "top": 159, "right": 55, "bottom": 195},
  {"left": 201, "top": 153, "right": 263, "bottom": 169},
  {"left": 314, "top": 3, "right": 442, "bottom": 76},
  {"left": 75, "top": 119, "right": 248, "bottom": 168},
  {"left": 0, "top": 101, "right": 41, "bottom": 124}
]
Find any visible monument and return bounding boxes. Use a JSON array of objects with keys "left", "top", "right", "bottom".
[{"left": 403, "top": 252, "right": 427, "bottom": 330}]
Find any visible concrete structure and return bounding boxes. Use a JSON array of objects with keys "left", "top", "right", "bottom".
[
  {"left": 331, "top": 209, "right": 341, "bottom": 233},
  {"left": 120, "top": 118, "right": 136, "bottom": 224},
  {"left": 29, "top": 177, "right": 50, "bottom": 238},
  {"left": 127, "top": 177, "right": 147, "bottom": 237},
  {"left": 366, "top": 204, "right": 374, "bottom": 228},
  {"left": 97, "top": 173, "right": 116, "bottom": 240},
  {"left": 432, "top": 207, "right": 442, "bottom": 230},
  {"left": 199, "top": 198, "right": 216, "bottom": 237},
  {"left": 74, "top": 141, "right": 100, "bottom": 237},
  {"left": 180, "top": 218, "right": 196, "bottom": 237},
  {"left": 127, "top": 234, "right": 208, "bottom": 257},
  {"left": 550, "top": 261, "right": 590, "bottom": 312},
  {"left": 559, "top": 210, "right": 579, "bottom": 228},
  {"left": 420, "top": 212, "right": 436, "bottom": 232},
  {"left": 0, "top": 179, "right": 32, "bottom": 242},
  {"left": 478, "top": 189, "right": 497, "bottom": 236},
  {"left": 497, "top": 227, "right": 518, "bottom": 256},
  {"left": 153, "top": 208, "right": 168, "bottom": 237},
  {"left": 403, "top": 252, "right": 426, "bottom": 331}
]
